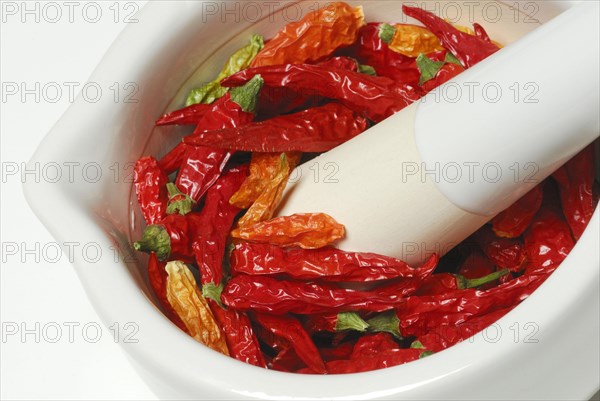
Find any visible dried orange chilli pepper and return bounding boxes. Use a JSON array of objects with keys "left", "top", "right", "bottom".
[
  {"left": 379, "top": 23, "right": 443, "bottom": 57},
  {"left": 230, "top": 152, "right": 301, "bottom": 209},
  {"left": 165, "top": 260, "right": 229, "bottom": 355},
  {"left": 251, "top": 2, "right": 365, "bottom": 67},
  {"left": 230, "top": 213, "right": 345, "bottom": 249},
  {"left": 236, "top": 154, "right": 290, "bottom": 228}
]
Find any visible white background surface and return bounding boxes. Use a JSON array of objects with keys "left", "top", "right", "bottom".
[{"left": 1, "top": 1, "right": 156, "bottom": 399}]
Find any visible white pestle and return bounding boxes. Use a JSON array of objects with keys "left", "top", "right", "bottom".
[{"left": 276, "top": 2, "right": 600, "bottom": 265}]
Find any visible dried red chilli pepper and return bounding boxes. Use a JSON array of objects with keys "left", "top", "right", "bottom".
[
  {"left": 318, "top": 341, "right": 355, "bottom": 362},
  {"left": 492, "top": 185, "right": 543, "bottom": 238},
  {"left": 255, "top": 57, "right": 358, "bottom": 119},
  {"left": 457, "top": 249, "right": 495, "bottom": 278},
  {"left": 270, "top": 345, "right": 306, "bottom": 372},
  {"left": 473, "top": 23, "right": 492, "bottom": 43},
  {"left": 183, "top": 103, "right": 368, "bottom": 153},
  {"left": 414, "top": 268, "right": 509, "bottom": 296},
  {"left": 523, "top": 206, "right": 574, "bottom": 276},
  {"left": 552, "top": 145, "right": 596, "bottom": 240},
  {"left": 250, "top": 2, "right": 364, "bottom": 67},
  {"left": 299, "top": 348, "right": 426, "bottom": 374},
  {"left": 254, "top": 313, "right": 326, "bottom": 374},
  {"left": 158, "top": 142, "right": 188, "bottom": 175},
  {"left": 134, "top": 157, "right": 169, "bottom": 224},
  {"left": 473, "top": 226, "right": 527, "bottom": 272},
  {"left": 375, "top": 273, "right": 550, "bottom": 338},
  {"left": 221, "top": 64, "right": 422, "bottom": 123},
  {"left": 230, "top": 213, "right": 346, "bottom": 249},
  {"left": 354, "top": 23, "right": 420, "bottom": 84},
  {"left": 412, "top": 307, "right": 512, "bottom": 353},
  {"left": 304, "top": 312, "right": 368, "bottom": 334},
  {"left": 155, "top": 102, "right": 213, "bottom": 126},
  {"left": 192, "top": 165, "right": 248, "bottom": 286},
  {"left": 402, "top": 5, "right": 499, "bottom": 68},
  {"left": 133, "top": 213, "right": 199, "bottom": 263},
  {"left": 221, "top": 254, "right": 439, "bottom": 315},
  {"left": 351, "top": 333, "right": 400, "bottom": 359},
  {"left": 176, "top": 76, "right": 264, "bottom": 203},
  {"left": 208, "top": 304, "right": 266, "bottom": 368},
  {"left": 147, "top": 252, "right": 188, "bottom": 332},
  {"left": 421, "top": 62, "right": 465, "bottom": 93},
  {"left": 231, "top": 242, "right": 436, "bottom": 282},
  {"left": 457, "top": 249, "right": 508, "bottom": 289}
]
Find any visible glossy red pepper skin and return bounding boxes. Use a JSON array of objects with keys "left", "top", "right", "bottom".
[
  {"left": 415, "top": 307, "right": 512, "bottom": 352},
  {"left": 456, "top": 250, "right": 499, "bottom": 290},
  {"left": 152, "top": 213, "right": 199, "bottom": 263},
  {"left": 221, "top": 64, "right": 423, "bottom": 123},
  {"left": 354, "top": 23, "right": 420, "bottom": 84},
  {"left": 473, "top": 226, "right": 527, "bottom": 272},
  {"left": 553, "top": 145, "right": 596, "bottom": 240},
  {"left": 256, "top": 57, "right": 357, "bottom": 119},
  {"left": 415, "top": 265, "right": 507, "bottom": 296},
  {"left": 231, "top": 242, "right": 435, "bottom": 282},
  {"left": 176, "top": 93, "right": 256, "bottom": 203},
  {"left": 134, "top": 157, "right": 169, "bottom": 224},
  {"left": 473, "top": 23, "right": 492, "bottom": 43},
  {"left": 523, "top": 206, "right": 574, "bottom": 275},
  {"left": 421, "top": 62, "right": 465, "bottom": 93},
  {"left": 301, "top": 348, "right": 423, "bottom": 374},
  {"left": 158, "top": 142, "right": 188, "bottom": 175},
  {"left": 209, "top": 303, "right": 265, "bottom": 368},
  {"left": 350, "top": 333, "right": 400, "bottom": 359},
  {"left": 318, "top": 341, "right": 355, "bottom": 362},
  {"left": 270, "top": 346, "right": 306, "bottom": 372},
  {"left": 402, "top": 5, "right": 499, "bottom": 68},
  {"left": 254, "top": 313, "right": 326, "bottom": 374},
  {"left": 397, "top": 273, "right": 550, "bottom": 337},
  {"left": 155, "top": 103, "right": 213, "bottom": 126},
  {"left": 183, "top": 103, "right": 368, "bottom": 153},
  {"left": 492, "top": 185, "right": 543, "bottom": 238},
  {"left": 147, "top": 252, "right": 188, "bottom": 332},
  {"left": 222, "top": 254, "right": 438, "bottom": 315},
  {"left": 193, "top": 165, "right": 248, "bottom": 286}
]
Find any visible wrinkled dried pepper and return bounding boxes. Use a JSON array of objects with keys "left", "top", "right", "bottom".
[
  {"left": 147, "top": 252, "right": 187, "bottom": 332},
  {"left": 473, "top": 226, "right": 527, "bottom": 272},
  {"left": 230, "top": 213, "right": 346, "bottom": 249},
  {"left": 208, "top": 304, "right": 265, "bottom": 367},
  {"left": 229, "top": 152, "right": 302, "bottom": 209},
  {"left": 553, "top": 145, "right": 596, "bottom": 240},
  {"left": 164, "top": 260, "right": 229, "bottom": 355},
  {"left": 183, "top": 103, "right": 368, "bottom": 153},
  {"left": 251, "top": 2, "right": 364, "bottom": 67},
  {"left": 523, "top": 206, "right": 574, "bottom": 276},
  {"left": 415, "top": 268, "right": 509, "bottom": 296},
  {"left": 492, "top": 185, "right": 543, "bottom": 238},
  {"left": 304, "top": 312, "right": 369, "bottom": 333},
  {"left": 222, "top": 254, "right": 438, "bottom": 315},
  {"left": 403, "top": 5, "right": 499, "bottom": 68},
  {"left": 133, "top": 213, "right": 199, "bottom": 262},
  {"left": 134, "top": 157, "right": 169, "bottom": 224},
  {"left": 412, "top": 307, "right": 512, "bottom": 353},
  {"left": 221, "top": 63, "right": 422, "bottom": 123},
  {"left": 235, "top": 154, "right": 289, "bottom": 229},
  {"left": 379, "top": 23, "right": 443, "bottom": 57},
  {"left": 354, "top": 23, "right": 421, "bottom": 84},
  {"left": 193, "top": 165, "right": 248, "bottom": 286},
  {"left": 254, "top": 313, "right": 326, "bottom": 374},
  {"left": 176, "top": 76, "right": 263, "bottom": 203},
  {"left": 186, "top": 34, "right": 264, "bottom": 106},
  {"left": 231, "top": 242, "right": 436, "bottom": 282}
]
